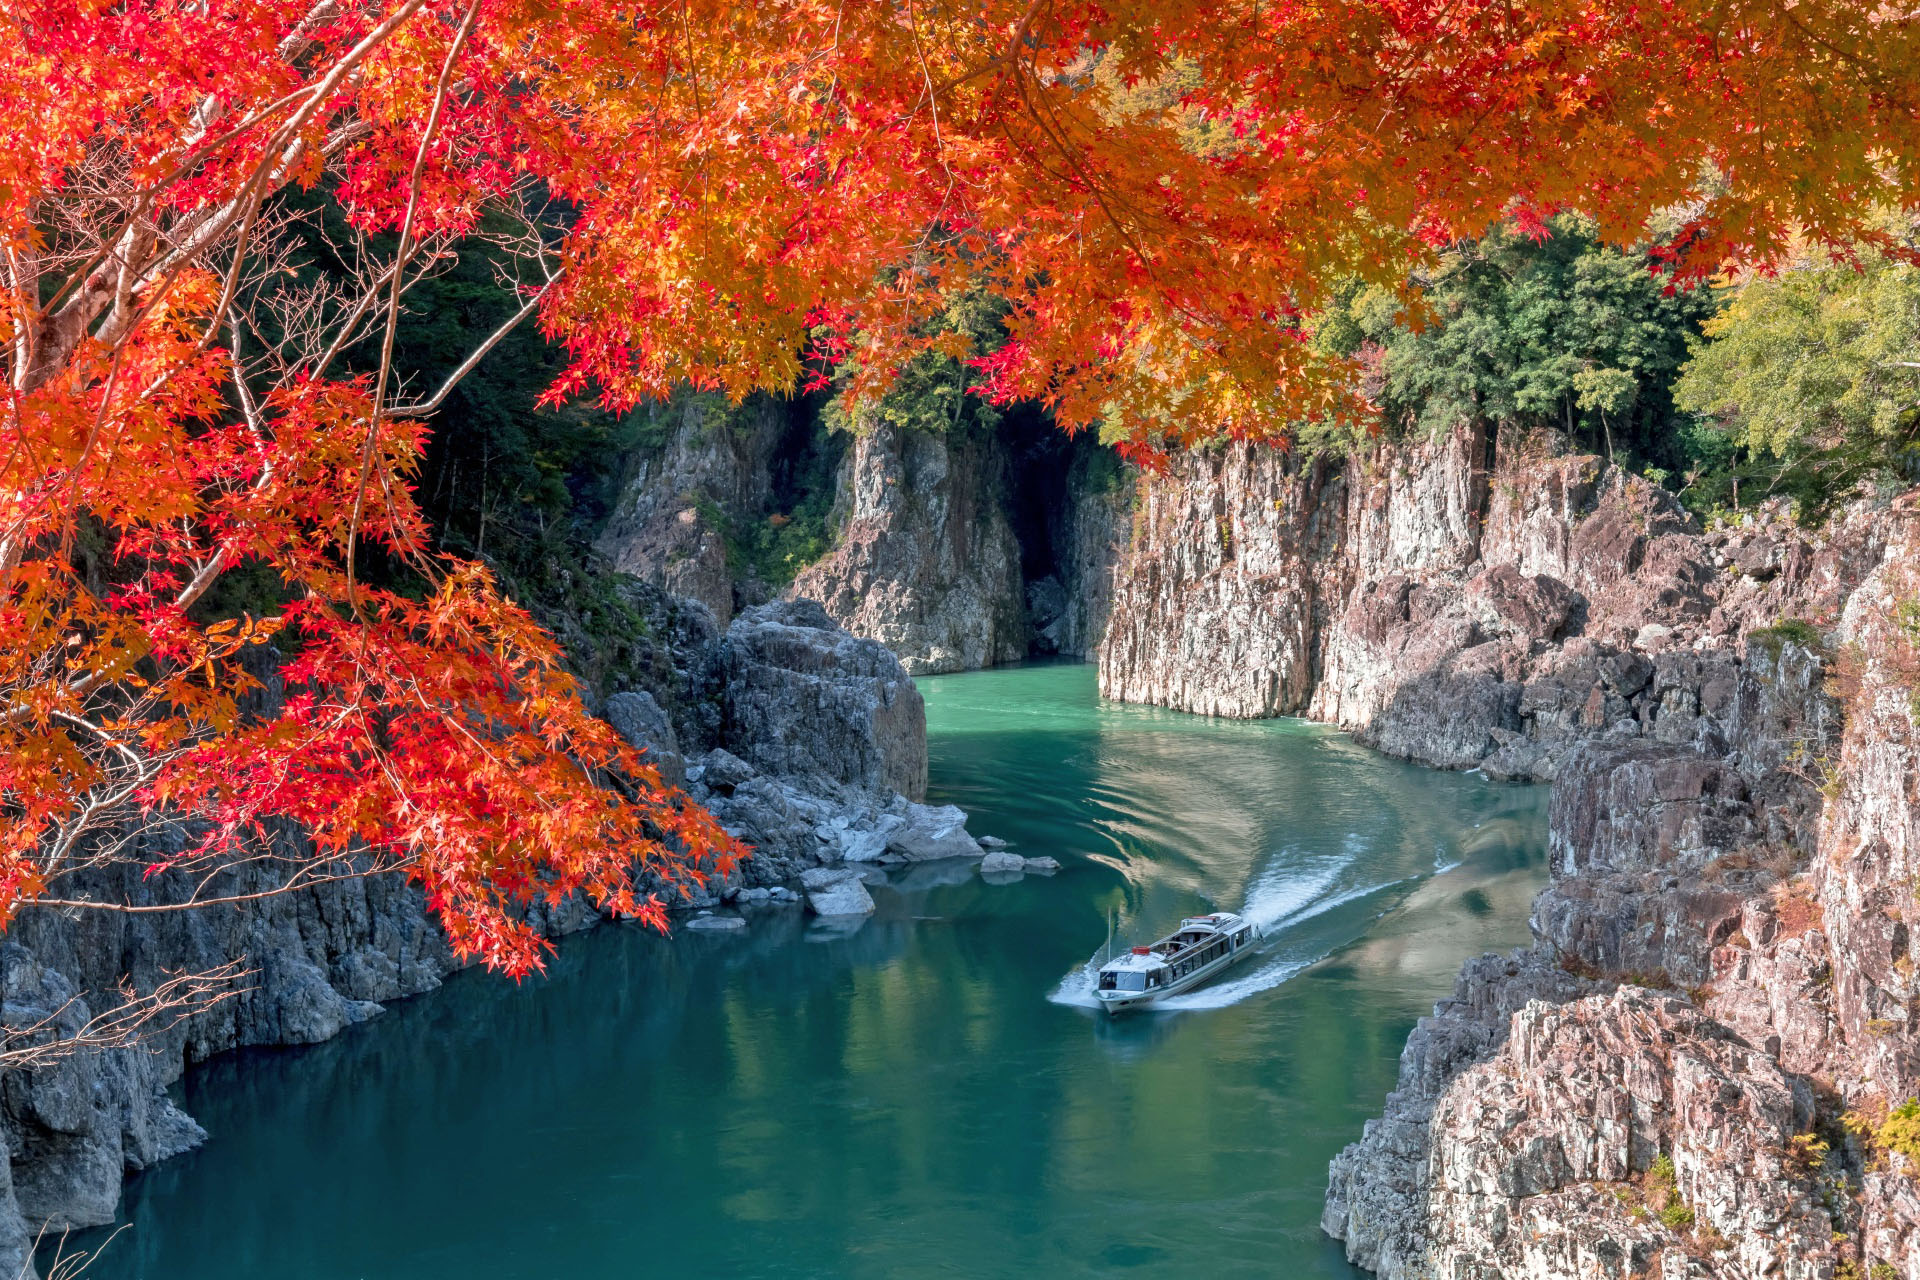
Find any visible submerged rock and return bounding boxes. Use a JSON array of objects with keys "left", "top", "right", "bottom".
[{"left": 683, "top": 915, "right": 747, "bottom": 932}]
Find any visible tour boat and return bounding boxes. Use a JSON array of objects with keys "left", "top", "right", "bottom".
[{"left": 1093, "top": 912, "right": 1260, "bottom": 1014}]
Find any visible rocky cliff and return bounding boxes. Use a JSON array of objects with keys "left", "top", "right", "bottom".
[
  {"left": 789, "top": 423, "right": 1029, "bottom": 674},
  {"left": 0, "top": 585, "right": 968, "bottom": 1279},
  {"left": 595, "top": 392, "right": 1133, "bottom": 675},
  {"left": 1098, "top": 442, "right": 1343, "bottom": 716},
  {"left": 1078, "top": 419, "right": 1920, "bottom": 1277},
  {"left": 1323, "top": 494, "right": 1920, "bottom": 1279},
  {"left": 1099, "top": 426, "right": 1883, "bottom": 783},
  {"left": 596, "top": 392, "right": 793, "bottom": 624}
]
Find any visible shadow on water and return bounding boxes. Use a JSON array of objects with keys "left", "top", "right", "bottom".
[{"left": 75, "top": 662, "right": 1546, "bottom": 1280}]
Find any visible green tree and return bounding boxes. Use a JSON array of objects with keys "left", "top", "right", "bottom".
[
  {"left": 1674, "top": 251, "right": 1920, "bottom": 517},
  {"left": 822, "top": 291, "right": 1010, "bottom": 438},
  {"left": 1321, "top": 217, "right": 1721, "bottom": 473}
]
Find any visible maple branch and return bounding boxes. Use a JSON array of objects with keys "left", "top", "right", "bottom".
[
  {"left": 346, "top": 0, "right": 485, "bottom": 610},
  {"left": 30, "top": 1222, "right": 131, "bottom": 1280},
  {"left": 32, "top": 867, "right": 400, "bottom": 914},
  {"left": 388, "top": 272, "right": 560, "bottom": 418},
  {"left": 18, "top": 0, "right": 430, "bottom": 396}
]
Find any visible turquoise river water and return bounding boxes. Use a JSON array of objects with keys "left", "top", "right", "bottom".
[{"left": 74, "top": 662, "right": 1547, "bottom": 1280}]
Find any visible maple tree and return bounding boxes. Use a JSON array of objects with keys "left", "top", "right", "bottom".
[{"left": 4, "top": 0, "right": 1919, "bottom": 976}]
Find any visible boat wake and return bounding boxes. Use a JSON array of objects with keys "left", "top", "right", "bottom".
[{"left": 1047, "top": 857, "right": 1414, "bottom": 1013}]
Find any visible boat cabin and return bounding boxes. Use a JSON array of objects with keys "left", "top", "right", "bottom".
[{"left": 1095, "top": 913, "right": 1256, "bottom": 996}]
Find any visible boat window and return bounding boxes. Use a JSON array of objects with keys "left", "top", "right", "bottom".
[
  {"left": 1114, "top": 971, "right": 1146, "bottom": 992},
  {"left": 1098, "top": 971, "right": 1117, "bottom": 991}
]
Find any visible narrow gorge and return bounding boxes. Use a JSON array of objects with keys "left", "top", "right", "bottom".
[
  {"left": 598, "top": 402, "right": 1920, "bottom": 1277},
  {"left": 11, "top": 396, "right": 1915, "bottom": 1279},
  {"left": 19, "top": 11, "right": 1920, "bottom": 1280}
]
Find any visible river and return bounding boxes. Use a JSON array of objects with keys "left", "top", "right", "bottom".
[{"left": 77, "top": 662, "right": 1547, "bottom": 1280}]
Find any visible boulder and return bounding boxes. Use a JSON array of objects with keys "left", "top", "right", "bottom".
[
  {"left": 880, "top": 801, "right": 985, "bottom": 861},
  {"left": 979, "top": 851, "right": 1025, "bottom": 874},
  {"left": 801, "top": 868, "right": 876, "bottom": 917},
  {"left": 683, "top": 915, "right": 747, "bottom": 932},
  {"left": 694, "top": 748, "right": 756, "bottom": 794},
  {"left": 836, "top": 817, "right": 902, "bottom": 863},
  {"left": 716, "top": 599, "right": 928, "bottom": 800},
  {"left": 1023, "top": 856, "right": 1061, "bottom": 873}
]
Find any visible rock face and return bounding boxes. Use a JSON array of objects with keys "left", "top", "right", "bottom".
[
  {"left": 598, "top": 394, "right": 1136, "bottom": 675},
  {"left": 789, "top": 424, "right": 1029, "bottom": 674},
  {"left": 1424, "top": 989, "right": 1832, "bottom": 1280},
  {"left": 1325, "top": 491, "right": 1920, "bottom": 1280},
  {"left": 597, "top": 392, "right": 792, "bottom": 623},
  {"left": 0, "top": 583, "right": 969, "bottom": 1278},
  {"left": 713, "top": 599, "right": 928, "bottom": 801},
  {"left": 1028, "top": 447, "right": 1135, "bottom": 659},
  {"left": 1100, "top": 443, "right": 1342, "bottom": 716},
  {"left": 1101, "top": 426, "right": 1890, "bottom": 787}
]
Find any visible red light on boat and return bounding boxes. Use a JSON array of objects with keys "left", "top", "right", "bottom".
[{"left": 1131, "top": 946, "right": 1151, "bottom": 955}]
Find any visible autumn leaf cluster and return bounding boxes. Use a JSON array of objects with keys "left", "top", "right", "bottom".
[{"left": 3, "top": 0, "right": 1918, "bottom": 970}]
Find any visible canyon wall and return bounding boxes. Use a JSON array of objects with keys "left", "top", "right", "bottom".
[
  {"left": 597, "top": 404, "right": 1127, "bottom": 675},
  {"left": 789, "top": 424, "right": 1029, "bottom": 675},
  {"left": 0, "top": 586, "right": 949, "bottom": 1279},
  {"left": 1322, "top": 493, "right": 1920, "bottom": 1278},
  {"left": 596, "top": 393, "right": 793, "bottom": 624},
  {"left": 1097, "top": 426, "right": 1880, "bottom": 783}
]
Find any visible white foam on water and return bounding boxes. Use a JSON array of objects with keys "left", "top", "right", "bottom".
[
  {"left": 1238, "top": 854, "right": 1349, "bottom": 932},
  {"left": 1048, "top": 861, "right": 1414, "bottom": 1012}
]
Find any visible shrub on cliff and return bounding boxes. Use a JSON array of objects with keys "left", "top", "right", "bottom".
[{"left": 1878, "top": 1099, "right": 1920, "bottom": 1163}]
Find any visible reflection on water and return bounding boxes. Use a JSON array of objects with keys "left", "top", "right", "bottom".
[{"left": 76, "top": 662, "right": 1546, "bottom": 1280}]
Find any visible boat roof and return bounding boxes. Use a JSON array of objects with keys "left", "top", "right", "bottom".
[{"left": 1098, "top": 913, "right": 1250, "bottom": 972}]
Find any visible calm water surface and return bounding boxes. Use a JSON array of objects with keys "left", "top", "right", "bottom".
[{"left": 78, "top": 662, "right": 1546, "bottom": 1280}]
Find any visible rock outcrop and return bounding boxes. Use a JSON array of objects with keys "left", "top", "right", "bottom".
[
  {"left": 789, "top": 424, "right": 1029, "bottom": 674},
  {"left": 1326, "top": 491, "right": 1920, "bottom": 1280},
  {"left": 597, "top": 392, "right": 792, "bottom": 623},
  {"left": 1099, "top": 443, "right": 1342, "bottom": 716},
  {"left": 0, "top": 585, "right": 973, "bottom": 1278}
]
